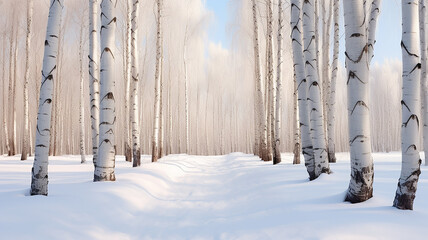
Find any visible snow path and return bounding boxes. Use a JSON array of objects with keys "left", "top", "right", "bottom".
[{"left": 0, "top": 152, "right": 427, "bottom": 240}]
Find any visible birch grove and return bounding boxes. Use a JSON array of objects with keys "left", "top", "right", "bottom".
[
  {"left": 394, "top": 0, "right": 422, "bottom": 210},
  {"left": 0, "top": 0, "right": 426, "bottom": 211},
  {"left": 30, "top": 0, "right": 63, "bottom": 196},
  {"left": 94, "top": 0, "right": 116, "bottom": 182}
]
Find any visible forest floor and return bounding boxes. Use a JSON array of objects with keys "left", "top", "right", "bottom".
[{"left": 0, "top": 152, "right": 427, "bottom": 240}]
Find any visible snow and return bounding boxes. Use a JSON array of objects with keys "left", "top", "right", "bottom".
[{"left": 0, "top": 152, "right": 427, "bottom": 240}]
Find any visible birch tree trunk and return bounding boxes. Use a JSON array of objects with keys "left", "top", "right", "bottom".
[
  {"left": 159, "top": 65, "right": 164, "bottom": 157},
  {"left": 393, "top": 0, "right": 422, "bottom": 210},
  {"left": 273, "top": 0, "right": 283, "bottom": 165},
  {"left": 131, "top": 0, "right": 141, "bottom": 167},
  {"left": 343, "top": 0, "right": 374, "bottom": 203},
  {"left": 79, "top": 23, "right": 86, "bottom": 164},
  {"left": 124, "top": 0, "right": 132, "bottom": 162},
  {"left": 21, "top": 0, "right": 33, "bottom": 161},
  {"left": 303, "top": 0, "right": 330, "bottom": 179},
  {"left": 327, "top": 0, "right": 339, "bottom": 163},
  {"left": 2, "top": 35, "right": 10, "bottom": 156},
  {"left": 89, "top": 0, "right": 100, "bottom": 166},
  {"left": 322, "top": 0, "right": 333, "bottom": 160},
  {"left": 30, "top": 0, "right": 63, "bottom": 196},
  {"left": 266, "top": 0, "right": 274, "bottom": 162},
  {"left": 8, "top": 22, "right": 15, "bottom": 157},
  {"left": 291, "top": 0, "right": 313, "bottom": 172},
  {"left": 94, "top": 0, "right": 116, "bottom": 182},
  {"left": 368, "top": 0, "right": 382, "bottom": 63},
  {"left": 152, "top": 0, "right": 163, "bottom": 162},
  {"left": 184, "top": 27, "right": 189, "bottom": 154},
  {"left": 420, "top": 0, "right": 428, "bottom": 166},
  {"left": 251, "top": 0, "right": 268, "bottom": 161},
  {"left": 12, "top": 30, "right": 17, "bottom": 157},
  {"left": 293, "top": 74, "right": 300, "bottom": 165}
]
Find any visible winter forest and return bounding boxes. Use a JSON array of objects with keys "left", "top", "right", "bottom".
[{"left": 1, "top": 0, "right": 428, "bottom": 239}]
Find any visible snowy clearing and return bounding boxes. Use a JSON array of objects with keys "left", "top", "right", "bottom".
[{"left": 0, "top": 152, "right": 427, "bottom": 240}]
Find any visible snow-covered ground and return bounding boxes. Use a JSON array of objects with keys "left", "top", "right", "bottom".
[{"left": 0, "top": 152, "right": 427, "bottom": 240}]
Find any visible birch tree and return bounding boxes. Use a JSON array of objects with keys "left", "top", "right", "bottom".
[
  {"left": 89, "top": 0, "right": 100, "bottom": 166},
  {"left": 274, "top": 0, "right": 284, "bottom": 165},
  {"left": 291, "top": 0, "right": 313, "bottom": 172},
  {"left": 79, "top": 19, "right": 86, "bottom": 164},
  {"left": 251, "top": 0, "right": 267, "bottom": 161},
  {"left": 327, "top": 0, "right": 340, "bottom": 163},
  {"left": 343, "top": 0, "right": 376, "bottom": 203},
  {"left": 184, "top": 25, "right": 190, "bottom": 154},
  {"left": 131, "top": 0, "right": 141, "bottom": 167},
  {"left": 124, "top": 0, "right": 132, "bottom": 162},
  {"left": 303, "top": 0, "right": 330, "bottom": 179},
  {"left": 30, "top": 0, "right": 63, "bottom": 196},
  {"left": 393, "top": 0, "right": 422, "bottom": 210},
  {"left": 2, "top": 34, "right": 10, "bottom": 156},
  {"left": 7, "top": 19, "right": 16, "bottom": 157},
  {"left": 94, "top": 0, "right": 116, "bottom": 182},
  {"left": 152, "top": 0, "right": 163, "bottom": 162},
  {"left": 420, "top": 0, "right": 428, "bottom": 166},
  {"left": 266, "top": 0, "right": 274, "bottom": 162},
  {"left": 21, "top": 0, "right": 33, "bottom": 161}
]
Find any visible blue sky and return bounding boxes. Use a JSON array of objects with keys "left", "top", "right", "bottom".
[
  {"left": 205, "top": 0, "right": 402, "bottom": 64},
  {"left": 205, "top": 0, "right": 230, "bottom": 48}
]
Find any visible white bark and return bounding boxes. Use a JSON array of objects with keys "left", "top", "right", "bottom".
[
  {"left": 420, "top": 0, "right": 428, "bottom": 166},
  {"left": 94, "top": 0, "right": 116, "bottom": 182},
  {"left": 2, "top": 34, "right": 10, "bottom": 155},
  {"left": 368, "top": 0, "right": 382, "bottom": 63},
  {"left": 293, "top": 73, "right": 300, "bottom": 165},
  {"left": 251, "top": 0, "right": 267, "bottom": 161},
  {"left": 322, "top": 0, "right": 333, "bottom": 155},
  {"left": 152, "top": 0, "right": 162, "bottom": 162},
  {"left": 274, "top": 0, "right": 283, "bottom": 165},
  {"left": 394, "top": 0, "right": 422, "bottom": 210},
  {"left": 21, "top": 0, "right": 33, "bottom": 161},
  {"left": 30, "top": 0, "right": 63, "bottom": 196},
  {"left": 343, "top": 0, "right": 374, "bottom": 203},
  {"left": 7, "top": 23, "right": 15, "bottom": 156},
  {"left": 327, "top": 0, "right": 339, "bottom": 163},
  {"left": 266, "top": 0, "right": 274, "bottom": 162},
  {"left": 184, "top": 28, "right": 189, "bottom": 154},
  {"left": 79, "top": 23, "right": 86, "bottom": 164},
  {"left": 303, "top": 0, "right": 330, "bottom": 179},
  {"left": 291, "top": 0, "right": 313, "bottom": 172},
  {"left": 89, "top": 0, "right": 100, "bottom": 165},
  {"left": 131, "top": 0, "right": 141, "bottom": 167},
  {"left": 124, "top": 0, "right": 132, "bottom": 162}
]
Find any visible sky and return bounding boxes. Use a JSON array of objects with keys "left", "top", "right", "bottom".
[{"left": 205, "top": 0, "right": 403, "bottom": 64}]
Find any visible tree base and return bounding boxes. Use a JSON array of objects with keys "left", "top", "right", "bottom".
[
  {"left": 293, "top": 143, "right": 300, "bottom": 164},
  {"left": 345, "top": 189, "right": 373, "bottom": 203},
  {"left": 125, "top": 144, "right": 132, "bottom": 162},
  {"left": 93, "top": 172, "right": 116, "bottom": 182},
  {"left": 30, "top": 167, "right": 48, "bottom": 196},
  {"left": 133, "top": 149, "right": 141, "bottom": 167},
  {"left": 328, "top": 150, "right": 336, "bottom": 163},
  {"left": 393, "top": 192, "right": 415, "bottom": 210},
  {"left": 273, "top": 155, "right": 281, "bottom": 165}
]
